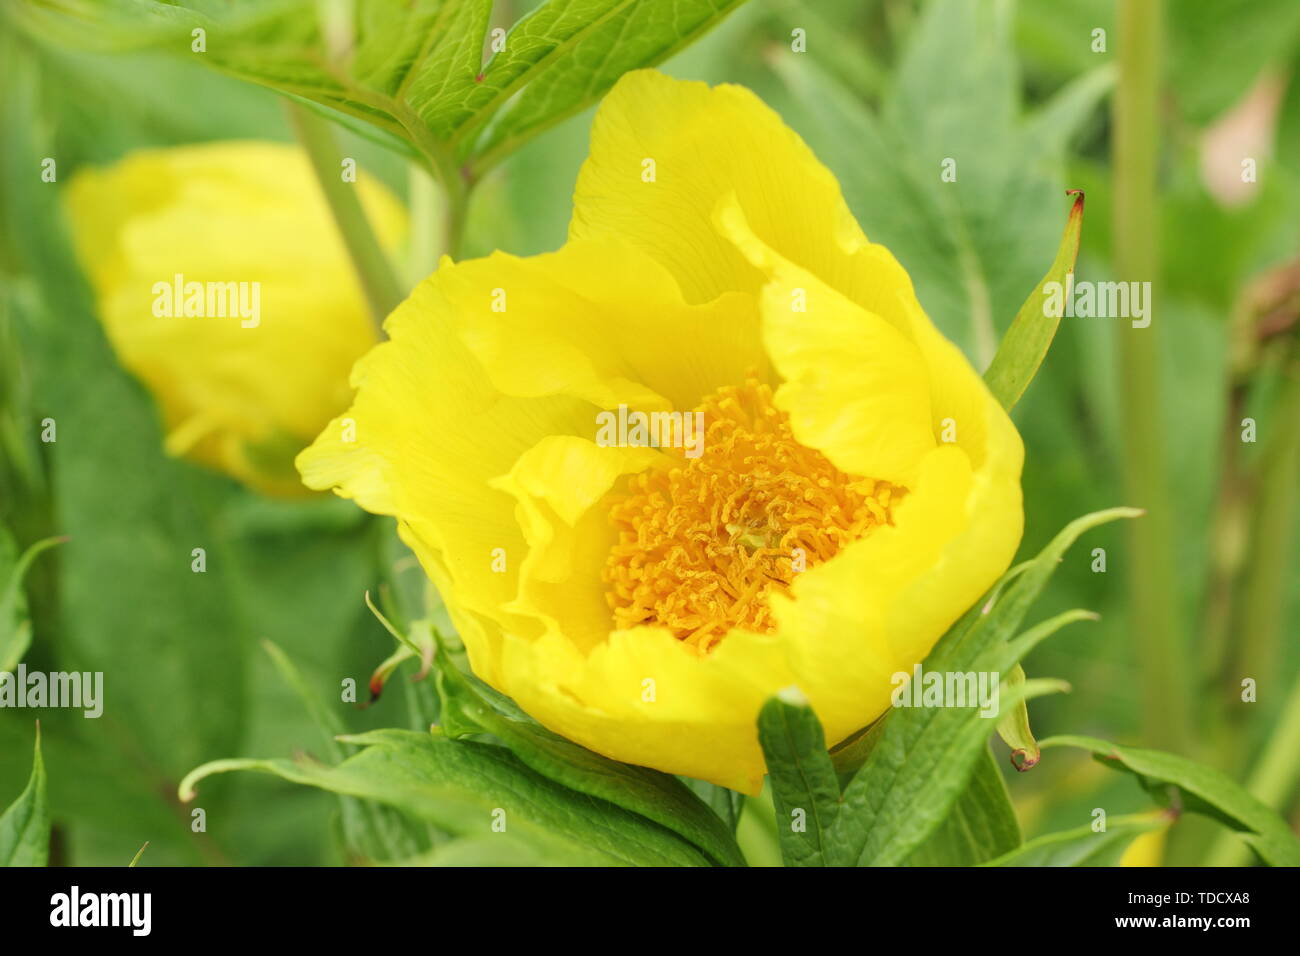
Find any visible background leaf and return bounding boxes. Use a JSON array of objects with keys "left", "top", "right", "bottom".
[
  {"left": 771, "top": 0, "right": 1110, "bottom": 364},
  {"left": 983, "top": 812, "right": 1166, "bottom": 867},
  {"left": 983, "top": 190, "right": 1085, "bottom": 409},
  {"left": 0, "top": 725, "right": 50, "bottom": 866},
  {"left": 1041, "top": 734, "right": 1300, "bottom": 867},
  {"left": 0, "top": 535, "right": 63, "bottom": 672}
]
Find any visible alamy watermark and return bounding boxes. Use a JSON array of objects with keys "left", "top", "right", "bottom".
[
  {"left": 151, "top": 273, "right": 260, "bottom": 328},
  {"left": 50, "top": 887, "right": 150, "bottom": 936},
  {"left": 595, "top": 405, "right": 705, "bottom": 459},
  {"left": 1043, "top": 274, "right": 1152, "bottom": 328},
  {"left": 890, "top": 664, "right": 1000, "bottom": 718},
  {"left": 1, "top": 665, "right": 103, "bottom": 718}
]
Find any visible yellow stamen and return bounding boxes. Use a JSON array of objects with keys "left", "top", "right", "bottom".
[{"left": 603, "top": 377, "right": 907, "bottom": 653}]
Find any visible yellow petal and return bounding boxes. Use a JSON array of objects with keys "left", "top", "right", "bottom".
[
  {"left": 715, "top": 202, "right": 1024, "bottom": 743},
  {"left": 491, "top": 434, "right": 663, "bottom": 653},
  {"left": 718, "top": 195, "right": 936, "bottom": 484},
  {"left": 436, "top": 239, "right": 768, "bottom": 412},
  {"left": 1119, "top": 820, "right": 1169, "bottom": 867},
  {"left": 499, "top": 626, "right": 793, "bottom": 793},
  {"left": 298, "top": 271, "right": 596, "bottom": 686},
  {"left": 572, "top": 69, "right": 871, "bottom": 305}
]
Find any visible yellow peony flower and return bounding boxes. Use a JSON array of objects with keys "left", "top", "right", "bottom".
[
  {"left": 298, "top": 71, "right": 1024, "bottom": 792},
  {"left": 66, "top": 141, "right": 407, "bottom": 497}
]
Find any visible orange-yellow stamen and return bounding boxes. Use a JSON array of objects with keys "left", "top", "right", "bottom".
[{"left": 603, "top": 378, "right": 906, "bottom": 653}]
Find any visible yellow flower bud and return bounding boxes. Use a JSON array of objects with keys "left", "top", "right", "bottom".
[{"left": 65, "top": 141, "right": 406, "bottom": 496}]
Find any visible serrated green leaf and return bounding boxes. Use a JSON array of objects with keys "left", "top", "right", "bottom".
[
  {"left": 982, "top": 813, "right": 1168, "bottom": 867},
  {"left": 180, "top": 728, "right": 713, "bottom": 866},
  {"left": 905, "top": 746, "right": 1022, "bottom": 866},
  {"left": 469, "top": 0, "right": 748, "bottom": 169},
  {"left": 20, "top": 0, "right": 749, "bottom": 175},
  {"left": 983, "top": 190, "right": 1085, "bottom": 410},
  {"left": 828, "top": 507, "right": 1139, "bottom": 866},
  {"left": 803, "top": 714, "right": 1023, "bottom": 866},
  {"left": 757, "top": 690, "right": 844, "bottom": 866},
  {"left": 434, "top": 642, "right": 745, "bottom": 866},
  {"left": 0, "top": 724, "right": 49, "bottom": 866},
  {"left": 1040, "top": 735, "right": 1300, "bottom": 867}
]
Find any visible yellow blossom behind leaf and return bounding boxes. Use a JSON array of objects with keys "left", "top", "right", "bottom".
[
  {"left": 299, "top": 71, "right": 1025, "bottom": 792},
  {"left": 65, "top": 141, "right": 407, "bottom": 496},
  {"left": 1119, "top": 820, "right": 1170, "bottom": 867}
]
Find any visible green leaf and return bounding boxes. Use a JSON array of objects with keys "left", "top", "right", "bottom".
[
  {"left": 1040, "top": 735, "right": 1300, "bottom": 867},
  {"left": 468, "top": 0, "right": 750, "bottom": 171},
  {"left": 983, "top": 813, "right": 1168, "bottom": 867},
  {"left": 180, "top": 728, "right": 713, "bottom": 866},
  {"left": 0, "top": 724, "right": 49, "bottom": 866},
  {"left": 982, "top": 190, "right": 1085, "bottom": 410},
  {"left": 433, "top": 640, "right": 745, "bottom": 866},
  {"left": 763, "top": 702, "right": 1022, "bottom": 867},
  {"left": 386, "top": 836, "right": 552, "bottom": 867},
  {"left": 679, "top": 778, "right": 744, "bottom": 834},
  {"left": 905, "top": 746, "right": 1022, "bottom": 866},
  {"left": 828, "top": 718, "right": 886, "bottom": 789},
  {"left": 0, "top": 534, "right": 64, "bottom": 672},
  {"left": 18, "top": 0, "right": 750, "bottom": 175},
  {"left": 828, "top": 507, "right": 1139, "bottom": 866},
  {"left": 784, "top": 705, "right": 1023, "bottom": 867},
  {"left": 757, "top": 688, "right": 844, "bottom": 867}
]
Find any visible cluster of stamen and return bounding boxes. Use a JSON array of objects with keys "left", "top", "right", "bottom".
[{"left": 602, "top": 378, "right": 906, "bottom": 653}]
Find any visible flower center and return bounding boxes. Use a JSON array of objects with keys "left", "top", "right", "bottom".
[{"left": 603, "top": 377, "right": 906, "bottom": 653}]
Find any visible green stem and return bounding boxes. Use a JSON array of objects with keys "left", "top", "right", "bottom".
[
  {"left": 389, "top": 102, "right": 470, "bottom": 262},
  {"left": 288, "top": 103, "right": 406, "bottom": 329},
  {"left": 406, "top": 162, "right": 441, "bottom": 284},
  {"left": 1200, "top": 384, "right": 1249, "bottom": 697},
  {"left": 1203, "top": 669, "right": 1300, "bottom": 866},
  {"left": 1113, "top": 0, "right": 1189, "bottom": 756},
  {"left": 735, "top": 786, "right": 783, "bottom": 867},
  {"left": 1234, "top": 342, "right": 1300, "bottom": 696},
  {"left": 441, "top": 175, "right": 470, "bottom": 262}
]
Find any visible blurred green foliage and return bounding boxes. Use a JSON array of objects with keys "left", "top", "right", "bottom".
[{"left": 1, "top": 0, "right": 1298, "bottom": 865}]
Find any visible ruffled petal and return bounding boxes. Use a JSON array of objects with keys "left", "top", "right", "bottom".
[
  {"left": 571, "top": 70, "right": 870, "bottom": 305},
  {"left": 436, "top": 239, "right": 768, "bottom": 413}
]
